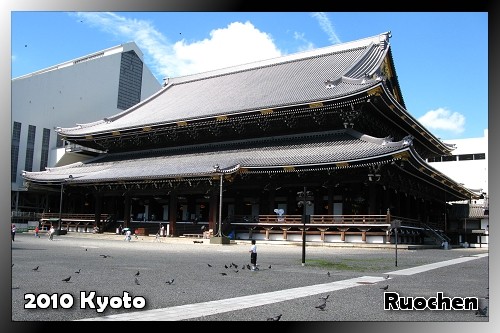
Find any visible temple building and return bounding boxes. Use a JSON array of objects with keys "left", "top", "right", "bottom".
[{"left": 21, "top": 32, "right": 481, "bottom": 246}]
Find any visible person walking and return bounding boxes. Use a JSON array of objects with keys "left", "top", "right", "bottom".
[
  {"left": 124, "top": 229, "right": 132, "bottom": 241},
  {"left": 34, "top": 225, "right": 40, "bottom": 238},
  {"left": 48, "top": 225, "right": 55, "bottom": 241},
  {"left": 11, "top": 224, "right": 16, "bottom": 241},
  {"left": 249, "top": 239, "right": 258, "bottom": 271}
]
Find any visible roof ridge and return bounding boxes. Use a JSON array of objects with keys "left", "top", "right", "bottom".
[{"left": 169, "top": 32, "right": 391, "bottom": 85}]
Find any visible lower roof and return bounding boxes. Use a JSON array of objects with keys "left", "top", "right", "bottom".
[{"left": 23, "top": 129, "right": 408, "bottom": 184}]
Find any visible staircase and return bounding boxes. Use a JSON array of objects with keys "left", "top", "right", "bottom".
[{"left": 422, "top": 223, "right": 452, "bottom": 248}]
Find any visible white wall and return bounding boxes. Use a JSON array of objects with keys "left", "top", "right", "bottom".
[
  {"left": 11, "top": 42, "right": 161, "bottom": 192},
  {"left": 429, "top": 129, "right": 488, "bottom": 196}
]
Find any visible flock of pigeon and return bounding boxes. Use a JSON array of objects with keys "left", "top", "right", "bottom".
[
  {"left": 206, "top": 262, "right": 273, "bottom": 275},
  {"left": 12, "top": 252, "right": 489, "bottom": 321}
]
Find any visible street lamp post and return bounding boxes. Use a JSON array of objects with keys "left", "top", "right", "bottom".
[
  {"left": 209, "top": 164, "right": 230, "bottom": 244},
  {"left": 216, "top": 170, "right": 223, "bottom": 237},
  {"left": 57, "top": 175, "right": 73, "bottom": 233},
  {"left": 297, "top": 187, "right": 313, "bottom": 266},
  {"left": 58, "top": 183, "right": 64, "bottom": 231},
  {"left": 391, "top": 219, "right": 401, "bottom": 267}
]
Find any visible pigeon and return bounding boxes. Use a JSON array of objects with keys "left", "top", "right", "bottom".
[
  {"left": 241, "top": 265, "right": 245, "bottom": 270},
  {"left": 62, "top": 276, "right": 71, "bottom": 282},
  {"left": 475, "top": 305, "right": 488, "bottom": 317},
  {"left": 207, "top": 263, "right": 212, "bottom": 267},
  {"left": 246, "top": 264, "right": 251, "bottom": 270},
  {"left": 225, "top": 265, "right": 229, "bottom": 269},
  {"left": 232, "top": 263, "right": 238, "bottom": 269},
  {"left": 327, "top": 271, "right": 331, "bottom": 277},
  {"left": 384, "top": 274, "right": 390, "bottom": 280},
  {"left": 380, "top": 285, "right": 389, "bottom": 291},
  {"left": 75, "top": 269, "right": 81, "bottom": 274},
  {"left": 267, "top": 314, "right": 282, "bottom": 321},
  {"left": 135, "top": 271, "right": 140, "bottom": 276},
  {"left": 319, "top": 294, "right": 330, "bottom": 301},
  {"left": 233, "top": 270, "right": 239, "bottom": 273},
  {"left": 85, "top": 248, "right": 87, "bottom": 251},
  {"left": 220, "top": 272, "right": 227, "bottom": 276},
  {"left": 32, "top": 266, "right": 39, "bottom": 271},
  {"left": 165, "top": 279, "right": 175, "bottom": 285},
  {"left": 268, "top": 265, "right": 272, "bottom": 269},
  {"left": 315, "top": 301, "right": 327, "bottom": 311},
  {"left": 100, "top": 254, "right": 111, "bottom": 258},
  {"left": 134, "top": 277, "right": 140, "bottom": 285}
]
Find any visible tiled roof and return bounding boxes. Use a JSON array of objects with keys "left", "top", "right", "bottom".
[
  {"left": 449, "top": 203, "right": 488, "bottom": 219},
  {"left": 58, "top": 33, "right": 391, "bottom": 136},
  {"left": 23, "top": 129, "right": 408, "bottom": 183}
]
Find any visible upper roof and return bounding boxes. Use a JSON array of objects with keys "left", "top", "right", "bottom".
[{"left": 57, "top": 32, "right": 393, "bottom": 137}]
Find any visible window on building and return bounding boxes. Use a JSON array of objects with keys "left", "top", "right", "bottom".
[
  {"left": 40, "top": 128, "right": 50, "bottom": 170},
  {"left": 473, "top": 153, "right": 486, "bottom": 160},
  {"left": 117, "top": 50, "right": 144, "bottom": 110},
  {"left": 11, "top": 121, "right": 21, "bottom": 182},
  {"left": 24, "top": 125, "right": 36, "bottom": 172},
  {"left": 56, "top": 133, "right": 64, "bottom": 148},
  {"left": 458, "top": 154, "right": 474, "bottom": 161},
  {"left": 441, "top": 155, "right": 457, "bottom": 162}
]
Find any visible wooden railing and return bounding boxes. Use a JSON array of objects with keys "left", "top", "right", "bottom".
[
  {"left": 40, "top": 213, "right": 109, "bottom": 222},
  {"left": 232, "top": 214, "right": 390, "bottom": 225},
  {"left": 310, "top": 215, "right": 388, "bottom": 224}
]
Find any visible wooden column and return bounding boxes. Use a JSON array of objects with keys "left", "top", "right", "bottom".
[
  {"left": 368, "top": 183, "right": 377, "bottom": 214},
  {"left": 123, "top": 195, "right": 131, "bottom": 228},
  {"left": 327, "top": 188, "right": 334, "bottom": 215},
  {"left": 187, "top": 195, "right": 196, "bottom": 221},
  {"left": 361, "top": 228, "right": 367, "bottom": 242},
  {"left": 268, "top": 188, "right": 276, "bottom": 214},
  {"left": 208, "top": 193, "right": 218, "bottom": 231},
  {"left": 94, "top": 194, "right": 102, "bottom": 230},
  {"left": 169, "top": 194, "right": 178, "bottom": 236},
  {"left": 339, "top": 227, "right": 347, "bottom": 242}
]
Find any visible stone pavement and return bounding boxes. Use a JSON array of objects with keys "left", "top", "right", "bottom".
[{"left": 11, "top": 231, "right": 492, "bottom": 327}]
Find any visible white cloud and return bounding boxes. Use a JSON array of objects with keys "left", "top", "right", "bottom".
[
  {"left": 417, "top": 108, "right": 466, "bottom": 134},
  {"left": 73, "top": 13, "right": 282, "bottom": 80},
  {"left": 311, "top": 12, "right": 341, "bottom": 45},
  {"left": 293, "top": 31, "right": 315, "bottom": 51},
  {"left": 172, "top": 21, "right": 282, "bottom": 76}
]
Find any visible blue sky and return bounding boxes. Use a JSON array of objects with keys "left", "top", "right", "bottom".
[{"left": 11, "top": 12, "right": 488, "bottom": 140}]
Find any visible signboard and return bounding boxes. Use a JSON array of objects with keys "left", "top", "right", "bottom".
[{"left": 391, "top": 220, "right": 401, "bottom": 228}]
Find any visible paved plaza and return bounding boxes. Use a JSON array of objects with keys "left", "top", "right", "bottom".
[{"left": 11, "top": 231, "right": 490, "bottom": 325}]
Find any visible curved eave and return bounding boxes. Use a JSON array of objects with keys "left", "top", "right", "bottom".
[
  {"left": 369, "top": 83, "right": 454, "bottom": 156},
  {"left": 405, "top": 148, "right": 480, "bottom": 200}
]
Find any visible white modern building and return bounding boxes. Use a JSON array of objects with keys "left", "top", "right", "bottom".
[
  {"left": 12, "top": 42, "right": 162, "bottom": 213},
  {"left": 427, "top": 129, "right": 489, "bottom": 247}
]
